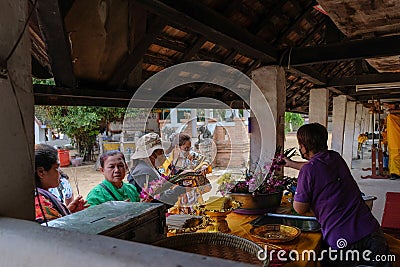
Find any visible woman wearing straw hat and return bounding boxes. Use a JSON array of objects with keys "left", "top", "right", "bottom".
[{"left": 128, "top": 133, "right": 186, "bottom": 206}]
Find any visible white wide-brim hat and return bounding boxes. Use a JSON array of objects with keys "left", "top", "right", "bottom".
[{"left": 131, "top": 132, "right": 168, "bottom": 160}]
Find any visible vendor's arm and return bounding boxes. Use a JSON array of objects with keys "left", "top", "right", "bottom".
[
  {"left": 293, "top": 200, "right": 311, "bottom": 215},
  {"left": 284, "top": 157, "right": 307, "bottom": 170}
]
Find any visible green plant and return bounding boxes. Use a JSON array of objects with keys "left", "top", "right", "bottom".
[
  {"left": 35, "top": 106, "right": 125, "bottom": 160},
  {"left": 285, "top": 112, "right": 304, "bottom": 134}
]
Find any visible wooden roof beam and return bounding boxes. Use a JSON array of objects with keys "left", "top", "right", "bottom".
[
  {"left": 280, "top": 35, "right": 400, "bottom": 66},
  {"left": 135, "top": 0, "right": 278, "bottom": 63},
  {"left": 194, "top": 49, "right": 239, "bottom": 95},
  {"left": 36, "top": 0, "right": 76, "bottom": 88},
  {"left": 181, "top": 36, "right": 207, "bottom": 62},
  {"left": 328, "top": 73, "right": 400, "bottom": 87}
]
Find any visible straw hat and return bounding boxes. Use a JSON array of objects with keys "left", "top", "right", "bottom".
[{"left": 131, "top": 133, "right": 166, "bottom": 160}]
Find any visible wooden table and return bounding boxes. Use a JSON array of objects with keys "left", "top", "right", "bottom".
[{"left": 210, "top": 212, "right": 322, "bottom": 267}]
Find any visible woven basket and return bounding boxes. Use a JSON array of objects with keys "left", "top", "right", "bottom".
[{"left": 153, "top": 232, "right": 268, "bottom": 266}]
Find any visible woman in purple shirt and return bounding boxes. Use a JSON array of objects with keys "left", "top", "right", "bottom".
[{"left": 285, "top": 123, "right": 390, "bottom": 267}]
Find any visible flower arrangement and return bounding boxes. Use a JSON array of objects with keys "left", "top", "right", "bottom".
[
  {"left": 217, "top": 147, "right": 297, "bottom": 196},
  {"left": 139, "top": 172, "right": 205, "bottom": 201}
]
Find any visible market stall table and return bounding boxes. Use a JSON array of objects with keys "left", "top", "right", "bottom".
[{"left": 219, "top": 212, "right": 321, "bottom": 267}]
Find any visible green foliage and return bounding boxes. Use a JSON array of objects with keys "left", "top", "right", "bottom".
[
  {"left": 35, "top": 106, "right": 125, "bottom": 160},
  {"left": 32, "top": 78, "right": 55, "bottom": 85},
  {"left": 284, "top": 112, "right": 304, "bottom": 134}
]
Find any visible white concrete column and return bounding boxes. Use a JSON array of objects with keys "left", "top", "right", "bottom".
[
  {"left": 243, "top": 109, "right": 250, "bottom": 119},
  {"left": 250, "top": 66, "right": 286, "bottom": 168},
  {"left": 0, "top": 0, "right": 34, "bottom": 220},
  {"left": 170, "top": 108, "right": 178, "bottom": 126},
  {"left": 352, "top": 104, "right": 364, "bottom": 159},
  {"left": 204, "top": 109, "right": 210, "bottom": 126},
  {"left": 309, "top": 88, "right": 329, "bottom": 127},
  {"left": 190, "top": 109, "right": 197, "bottom": 138},
  {"left": 362, "top": 107, "right": 370, "bottom": 134},
  {"left": 369, "top": 112, "right": 374, "bottom": 133},
  {"left": 343, "top": 101, "right": 356, "bottom": 167},
  {"left": 331, "top": 95, "right": 347, "bottom": 154}
]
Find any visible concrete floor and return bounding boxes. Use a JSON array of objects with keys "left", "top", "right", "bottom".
[{"left": 351, "top": 158, "right": 400, "bottom": 224}]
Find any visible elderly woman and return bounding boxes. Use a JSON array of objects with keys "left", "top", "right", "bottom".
[
  {"left": 167, "top": 133, "right": 212, "bottom": 213},
  {"left": 128, "top": 132, "right": 186, "bottom": 206},
  {"left": 86, "top": 151, "right": 140, "bottom": 206},
  {"left": 169, "top": 133, "right": 210, "bottom": 174},
  {"left": 35, "top": 144, "right": 87, "bottom": 224}
]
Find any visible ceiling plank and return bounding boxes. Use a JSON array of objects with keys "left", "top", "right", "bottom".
[
  {"left": 154, "top": 36, "right": 187, "bottom": 53},
  {"left": 285, "top": 66, "right": 327, "bottom": 85},
  {"left": 273, "top": 4, "right": 314, "bottom": 46},
  {"left": 109, "top": 17, "right": 165, "bottom": 86},
  {"left": 281, "top": 35, "right": 400, "bottom": 66},
  {"left": 135, "top": 0, "right": 278, "bottom": 63},
  {"left": 328, "top": 73, "right": 400, "bottom": 86},
  {"left": 251, "top": 0, "right": 289, "bottom": 35},
  {"left": 36, "top": 0, "right": 75, "bottom": 88}
]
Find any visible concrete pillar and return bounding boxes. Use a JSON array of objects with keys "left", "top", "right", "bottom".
[
  {"left": 170, "top": 108, "right": 178, "bottom": 126},
  {"left": 309, "top": 88, "right": 329, "bottom": 127},
  {"left": 331, "top": 95, "right": 347, "bottom": 154},
  {"left": 352, "top": 104, "right": 364, "bottom": 159},
  {"left": 0, "top": 0, "right": 34, "bottom": 220},
  {"left": 362, "top": 107, "right": 370, "bottom": 134},
  {"left": 190, "top": 109, "right": 197, "bottom": 138},
  {"left": 204, "top": 109, "right": 210, "bottom": 126},
  {"left": 343, "top": 101, "right": 356, "bottom": 167},
  {"left": 250, "top": 66, "right": 286, "bottom": 168},
  {"left": 369, "top": 112, "right": 374, "bottom": 133},
  {"left": 243, "top": 109, "right": 250, "bottom": 119}
]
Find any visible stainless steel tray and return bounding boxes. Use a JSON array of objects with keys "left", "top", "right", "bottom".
[{"left": 251, "top": 213, "right": 321, "bottom": 232}]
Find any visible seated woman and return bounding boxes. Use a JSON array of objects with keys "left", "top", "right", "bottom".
[
  {"left": 86, "top": 151, "right": 140, "bottom": 206},
  {"left": 167, "top": 133, "right": 212, "bottom": 213},
  {"left": 49, "top": 170, "right": 74, "bottom": 206},
  {"left": 35, "top": 144, "right": 87, "bottom": 224},
  {"left": 128, "top": 132, "right": 186, "bottom": 206}
]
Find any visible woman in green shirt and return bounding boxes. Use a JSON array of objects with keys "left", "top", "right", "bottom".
[{"left": 87, "top": 151, "right": 140, "bottom": 206}]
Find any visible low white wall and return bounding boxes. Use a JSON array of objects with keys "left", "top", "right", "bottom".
[{"left": 0, "top": 218, "right": 255, "bottom": 267}]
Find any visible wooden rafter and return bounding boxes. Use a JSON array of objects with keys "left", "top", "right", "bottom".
[
  {"left": 36, "top": 0, "right": 75, "bottom": 87},
  {"left": 135, "top": 0, "right": 278, "bottom": 63},
  {"left": 109, "top": 17, "right": 165, "bottom": 86},
  {"left": 273, "top": 4, "right": 314, "bottom": 46},
  {"left": 328, "top": 73, "right": 400, "bottom": 87},
  {"left": 280, "top": 35, "right": 400, "bottom": 66},
  {"left": 287, "top": 83, "right": 310, "bottom": 105},
  {"left": 194, "top": 49, "right": 239, "bottom": 95},
  {"left": 251, "top": 0, "right": 289, "bottom": 35},
  {"left": 181, "top": 36, "right": 207, "bottom": 62}
]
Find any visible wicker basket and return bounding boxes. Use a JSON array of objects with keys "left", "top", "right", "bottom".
[{"left": 152, "top": 232, "right": 268, "bottom": 266}]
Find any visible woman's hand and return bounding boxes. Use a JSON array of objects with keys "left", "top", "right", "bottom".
[{"left": 67, "top": 195, "right": 89, "bottom": 213}]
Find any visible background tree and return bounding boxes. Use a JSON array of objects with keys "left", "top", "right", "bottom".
[
  {"left": 35, "top": 106, "right": 125, "bottom": 161},
  {"left": 284, "top": 112, "right": 304, "bottom": 134}
]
